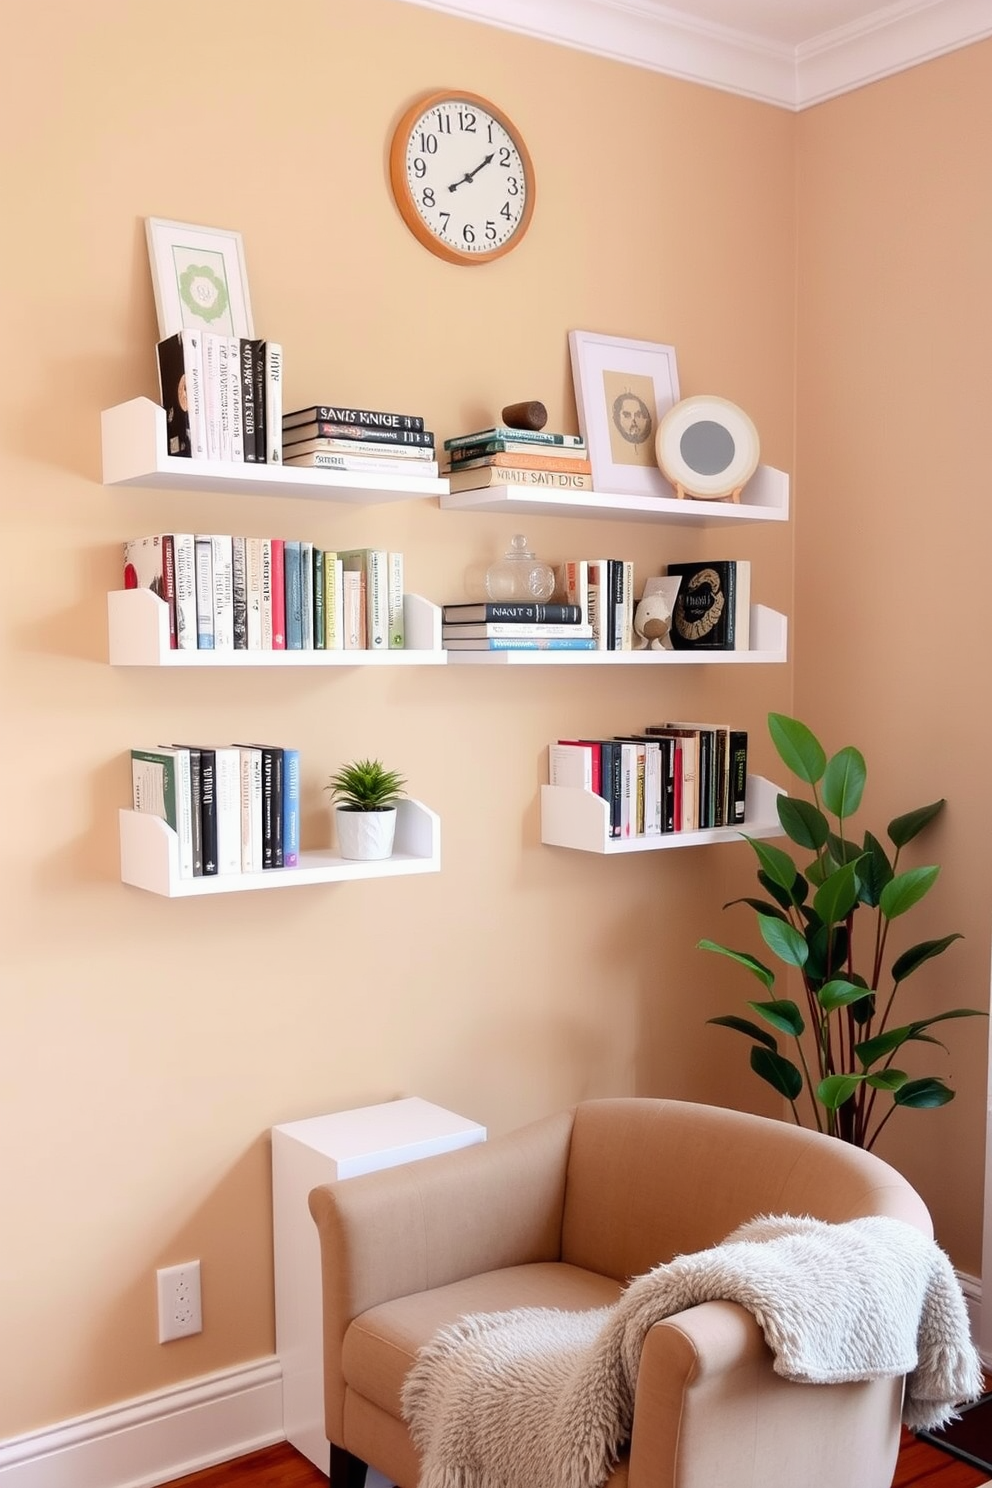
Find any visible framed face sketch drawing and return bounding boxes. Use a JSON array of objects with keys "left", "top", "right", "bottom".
[{"left": 568, "top": 330, "right": 680, "bottom": 498}]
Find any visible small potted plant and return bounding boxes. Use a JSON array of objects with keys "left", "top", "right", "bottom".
[{"left": 325, "top": 757, "right": 407, "bottom": 861}]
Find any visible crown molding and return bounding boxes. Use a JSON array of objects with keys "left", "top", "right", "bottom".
[{"left": 393, "top": 0, "right": 992, "bottom": 110}]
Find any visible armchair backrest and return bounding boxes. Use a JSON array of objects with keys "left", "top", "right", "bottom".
[{"left": 560, "top": 1098, "right": 932, "bottom": 1282}]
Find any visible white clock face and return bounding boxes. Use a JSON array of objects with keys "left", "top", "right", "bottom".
[{"left": 398, "top": 96, "right": 533, "bottom": 262}]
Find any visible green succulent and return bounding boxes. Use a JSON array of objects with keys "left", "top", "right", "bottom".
[
  {"left": 325, "top": 758, "right": 406, "bottom": 812},
  {"left": 699, "top": 713, "right": 986, "bottom": 1150}
]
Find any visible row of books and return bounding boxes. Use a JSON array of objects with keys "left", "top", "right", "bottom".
[
  {"left": 123, "top": 534, "right": 405, "bottom": 652},
  {"left": 442, "top": 423, "right": 592, "bottom": 493},
  {"left": 282, "top": 402, "right": 438, "bottom": 479},
  {"left": 131, "top": 744, "right": 299, "bottom": 879},
  {"left": 548, "top": 723, "right": 749, "bottom": 838},
  {"left": 156, "top": 330, "right": 282, "bottom": 464},
  {"left": 555, "top": 558, "right": 751, "bottom": 652}
]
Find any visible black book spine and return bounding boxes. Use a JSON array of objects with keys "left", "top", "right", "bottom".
[
  {"left": 252, "top": 340, "right": 266, "bottom": 465},
  {"left": 270, "top": 748, "right": 284, "bottom": 868},
  {"left": 283, "top": 422, "right": 435, "bottom": 447},
  {"left": 443, "top": 603, "right": 582, "bottom": 624},
  {"left": 239, "top": 338, "right": 257, "bottom": 462},
  {"left": 156, "top": 333, "right": 192, "bottom": 457},
  {"left": 608, "top": 560, "right": 624, "bottom": 651},
  {"left": 285, "top": 404, "right": 425, "bottom": 432},
  {"left": 199, "top": 749, "right": 217, "bottom": 874},
  {"left": 728, "top": 730, "right": 749, "bottom": 824},
  {"left": 187, "top": 747, "right": 203, "bottom": 875},
  {"left": 697, "top": 731, "right": 713, "bottom": 829}
]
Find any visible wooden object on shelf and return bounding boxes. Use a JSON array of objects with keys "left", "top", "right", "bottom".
[
  {"left": 107, "top": 588, "right": 445, "bottom": 666},
  {"left": 119, "top": 798, "right": 440, "bottom": 897},
  {"left": 501, "top": 400, "right": 548, "bottom": 430},
  {"left": 540, "top": 776, "right": 783, "bottom": 853},
  {"left": 101, "top": 398, "right": 448, "bottom": 503},
  {"left": 444, "top": 605, "right": 786, "bottom": 665},
  {"left": 439, "top": 464, "right": 789, "bottom": 524}
]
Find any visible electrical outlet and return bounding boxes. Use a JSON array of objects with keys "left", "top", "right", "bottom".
[{"left": 157, "top": 1260, "right": 202, "bottom": 1342}]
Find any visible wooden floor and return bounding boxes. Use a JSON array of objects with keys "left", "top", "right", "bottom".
[{"left": 161, "top": 1430, "right": 991, "bottom": 1488}]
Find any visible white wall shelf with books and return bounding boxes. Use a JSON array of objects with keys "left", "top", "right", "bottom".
[
  {"left": 444, "top": 605, "right": 786, "bottom": 665},
  {"left": 102, "top": 399, "right": 448, "bottom": 503},
  {"left": 540, "top": 776, "right": 783, "bottom": 854},
  {"left": 119, "top": 798, "right": 440, "bottom": 897},
  {"left": 107, "top": 588, "right": 446, "bottom": 665},
  {"left": 439, "top": 465, "right": 788, "bottom": 525}
]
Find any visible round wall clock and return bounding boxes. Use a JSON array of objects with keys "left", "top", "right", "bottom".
[
  {"left": 655, "top": 395, "right": 760, "bottom": 502},
  {"left": 389, "top": 90, "right": 535, "bottom": 266}
]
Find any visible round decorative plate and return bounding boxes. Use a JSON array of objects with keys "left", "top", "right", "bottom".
[{"left": 655, "top": 395, "right": 760, "bottom": 501}]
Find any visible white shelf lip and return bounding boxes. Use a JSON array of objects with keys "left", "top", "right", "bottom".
[
  {"left": 540, "top": 775, "right": 784, "bottom": 853},
  {"left": 102, "top": 398, "right": 448, "bottom": 503},
  {"left": 119, "top": 798, "right": 440, "bottom": 897},
  {"left": 107, "top": 588, "right": 446, "bottom": 666},
  {"left": 439, "top": 464, "right": 788, "bottom": 524},
  {"left": 445, "top": 604, "right": 786, "bottom": 664}
]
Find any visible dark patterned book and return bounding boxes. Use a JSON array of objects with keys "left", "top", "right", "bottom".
[{"left": 665, "top": 560, "right": 751, "bottom": 651}]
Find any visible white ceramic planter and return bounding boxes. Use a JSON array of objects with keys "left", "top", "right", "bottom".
[{"left": 335, "top": 806, "right": 398, "bottom": 861}]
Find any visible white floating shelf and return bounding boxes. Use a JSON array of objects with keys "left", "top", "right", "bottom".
[
  {"left": 444, "top": 604, "right": 786, "bottom": 665},
  {"left": 102, "top": 398, "right": 448, "bottom": 503},
  {"left": 540, "top": 775, "right": 784, "bottom": 853},
  {"left": 439, "top": 465, "right": 788, "bottom": 524},
  {"left": 107, "top": 588, "right": 446, "bottom": 666},
  {"left": 120, "top": 798, "right": 440, "bottom": 897}
]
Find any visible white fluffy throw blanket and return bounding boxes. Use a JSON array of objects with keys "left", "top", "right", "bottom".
[{"left": 401, "top": 1215, "right": 983, "bottom": 1488}]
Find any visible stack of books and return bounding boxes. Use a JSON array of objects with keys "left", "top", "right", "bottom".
[
  {"left": 281, "top": 403, "right": 437, "bottom": 478},
  {"left": 442, "top": 601, "right": 596, "bottom": 652},
  {"left": 131, "top": 742, "right": 300, "bottom": 879},
  {"left": 442, "top": 425, "right": 592, "bottom": 493},
  {"left": 157, "top": 331, "right": 282, "bottom": 464},
  {"left": 124, "top": 534, "right": 405, "bottom": 652}
]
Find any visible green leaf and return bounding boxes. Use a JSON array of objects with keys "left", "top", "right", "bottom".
[
  {"left": 879, "top": 866, "right": 939, "bottom": 919},
  {"left": 854, "top": 1010, "right": 984, "bottom": 1070},
  {"left": 858, "top": 831, "right": 893, "bottom": 908},
  {"left": 812, "top": 860, "right": 863, "bottom": 926},
  {"left": 747, "top": 999, "right": 805, "bottom": 1037},
  {"left": 745, "top": 838, "right": 800, "bottom": 894},
  {"left": 893, "top": 1077, "right": 955, "bottom": 1109},
  {"left": 826, "top": 833, "right": 863, "bottom": 867},
  {"left": 818, "top": 1074, "right": 863, "bottom": 1109},
  {"left": 867, "top": 1069, "right": 907, "bottom": 1091},
  {"left": 777, "top": 797, "right": 829, "bottom": 850},
  {"left": 805, "top": 855, "right": 832, "bottom": 887},
  {"left": 768, "top": 715, "right": 826, "bottom": 785},
  {"left": 888, "top": 800, "right": 945, "bottom": 849},
  {"left": 724, "top": 896, "right": 788, "bottom": 922},
  {"left": 821, "top": 746, "right": 866, "bottom": 819},
  {"left": 707, "top": 1015, "right": 779, "bottom": 1051},
  {"left": 817, "top": 978, "right": 874, "bottom": 1013},
  {"left": 801, "top": 922, "right": 848, "bottom": 987},
  {"left": 757, "top": 913, "right": 810, "bottom": 968},
  {"left": 696, "top": 941, "right": 775, "bottom": 989},
  {"left": 891, "top": 934, "right": 963, "bottom": 983},
  {"left": 750, "top": 1045, "right": 804, "bottom": 1099},
  {"left": 758, "top": 869, "right": 808, "bottom": 910}
]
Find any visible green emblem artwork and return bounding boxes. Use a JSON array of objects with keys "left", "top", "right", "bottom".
[{"left": 178, "top": 261, "right": 229, "bottom": 324}]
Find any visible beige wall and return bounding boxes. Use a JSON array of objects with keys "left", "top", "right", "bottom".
[
  {"left": 794, "top": 40, "right": 992, "bottom": 1274},
  {"left": 0, "top": 0, "right": 983, "bottom": 1444}
]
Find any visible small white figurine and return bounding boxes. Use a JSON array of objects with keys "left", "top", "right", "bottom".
[{"left": 633, "top": 575, "right": 682, "bottom": 650}]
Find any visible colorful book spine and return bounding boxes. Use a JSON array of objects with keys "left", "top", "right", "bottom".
[
  {"left": 442, "top": 636, "right": 598, "bottom": 651},
  {"left": 284, "top": 540, "right": 303, "bottom": 650},
  {"left": 444, "top": 427, "right": 585, "bottom": 450},
  {"left": 270, "top": 539, "right": 286, "bottom": 649},
  {"left": 282, "top": 748, "right": 301, "bottom": 868}
]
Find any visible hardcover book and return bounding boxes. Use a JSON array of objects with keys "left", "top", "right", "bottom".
[
  {"left": 131, "top": 746, "right": 194, "bottom": 879},
  {"left": 444, "top": 427, "right": 585, "bottom": 451},
  {"left": 123, "top": 534, "right": 177, "bottom": 648},
  {"left": 446, "top": 465, "right": 594, "bottom": 492},
  {"left": 282, "top": 747, "right": 301, "bottom": 869},
  {"left": 194, "top": 535, "right": 214, "bottom": 649},
  {"left": 442, "top": 636, "right": 597, "bottom": 651},
  {"left": 282, "top": 450, "right": 440, "bottom": 477},
  {"left": 283, "top": 421, "right": 434, "bottom": 448},
  {"left": 443, "top": 451, "right": 592, "bottom": 475},
  {"left": 214, "top": 746, "right": 242, "bottom": 874},
  {"left": 441, "top": 623, "right": 593, "bottom": 639},
  {"left": 239, "top": 338, "right": 258, "bottom": 462},
  {"left": 263, "top": 341, "right": 283, "bottom": 463},
  {"left": 442, "top": 602, "right": 582, "bottom": 624},
  {"left": 282, "top": 436, "right": 434, "bottom": 461},
  {"left": 155, "top": 333, "right": 192, "bottom": 457},
  {"left": 665, "top": 559, "right": 751, "bottom": 651},
  {"left": 283, "top": 404, "right": 425, "bottom": 432},
  {"left": 449, "top": 441, "right": 589, "bottom": 465}
]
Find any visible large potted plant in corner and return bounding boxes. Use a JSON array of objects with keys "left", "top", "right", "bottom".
[
  {"left": 326, "top": 757, "right": 407, "bottom": 862},
  {"left": 700, "top": 714, "right": 986, "bottom": 1149}
]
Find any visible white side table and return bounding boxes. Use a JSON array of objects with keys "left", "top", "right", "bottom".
[{"left": 272, "top": 1097, "right": 487, "bottom": 1469}]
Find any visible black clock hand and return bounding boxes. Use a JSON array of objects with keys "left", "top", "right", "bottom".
[{"left": 447, "top": 153, "right": 494, "bottom": 192}]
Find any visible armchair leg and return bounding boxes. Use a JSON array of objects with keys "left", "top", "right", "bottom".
[{"left": 329, "top": 1443, "right": 368, "bottom": 1488}]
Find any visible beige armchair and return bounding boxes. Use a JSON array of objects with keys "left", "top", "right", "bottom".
[{"left": 308, "top": 1097, "right": 932, "bottom": 1488}]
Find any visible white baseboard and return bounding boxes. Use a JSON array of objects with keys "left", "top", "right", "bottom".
[{"left": 0, "top": 1357, "right": 284, "bottom": 1488}]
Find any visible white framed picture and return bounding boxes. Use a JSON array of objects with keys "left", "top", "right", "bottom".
[
  {"left": 568, "top": 330, "right": 681, "bottom": 498},
  {"left": 145, "top": 217, "right": 254, "bottom": 340}
]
